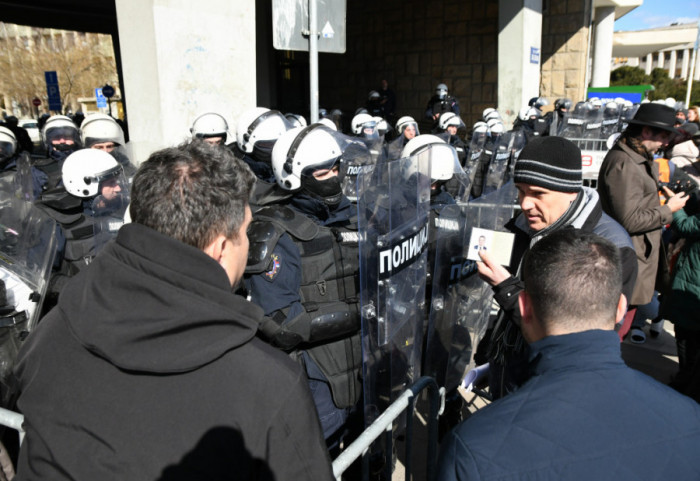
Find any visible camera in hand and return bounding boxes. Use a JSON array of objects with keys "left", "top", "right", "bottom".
[{"left": 658, "top": 179, "right": 695, "bottom": 195}]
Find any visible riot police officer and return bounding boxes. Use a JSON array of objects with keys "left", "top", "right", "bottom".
[
  {"left": 245, "top": 124, "right": 362, "bottom": 448},
  {"left": 30, "top": 115, "right": 83, "bottom": 199},
  {"left": 234, "top": 107, "right": 292, "bottom": 184},
  {"left": 545, "top": 97, "right": 572, "bottom": 136},
  {"left": 0, "top": 127, "right": 18, "bottom": 184},
  {"left": 436, "top": 112, "right": 468, "bottom": 165},
  {"left": 425, "top": 83, "right": 460, "bottom": 125},
  {"left": 386, "top": 116, "right": 420, "bottom": 160},
  {"left": 35, "top": 149, "right": 129, "bottom": 311},
  {"left": 189, "top": 112, "right": 230, "bottom": 147},
  {"left": 351, "top": 113, "right": 385, "bottom": 163},
  {"left": 81, "top": 113, "right": 136, "bottom": 180}
]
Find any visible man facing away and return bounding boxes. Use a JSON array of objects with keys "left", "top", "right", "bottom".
[
  {"left": 13, "top": 141, "right": 334, "bottom": 481},
  {"left": 438, "top": 229, "right": 700, "bottom": 481}
]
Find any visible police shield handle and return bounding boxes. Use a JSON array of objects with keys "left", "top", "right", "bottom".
[{"left": 476, "top": 250, "right": 511, "bottom": 287}]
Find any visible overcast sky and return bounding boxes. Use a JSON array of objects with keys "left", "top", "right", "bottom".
[{"left": 614, "top": 0, "right": 700, "bottom": 31}]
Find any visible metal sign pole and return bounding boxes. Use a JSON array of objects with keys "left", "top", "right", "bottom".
[
  {"left": 686, "top": 18, "right": 700, "bottom": 107},
  {"left": 309, "top": 0, "right": 319, "bottom": 123}
]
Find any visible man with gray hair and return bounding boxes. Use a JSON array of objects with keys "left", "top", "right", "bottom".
[
  {"left": 477, "top": 136, "right": 637, "bottom": 398},
  {"left": 438, "top": 230, "right": 700, "bottom": 480},
  {"left": 13, "top": 141, "right": 333, "bottom": 480}
]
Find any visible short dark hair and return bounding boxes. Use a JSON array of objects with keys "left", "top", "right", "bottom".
[
  {"left": 130, "top": 140, "right": 255, "bottom": 250},
  {"left": 521, "top": 229, "right": 622, "bottom": 331}
]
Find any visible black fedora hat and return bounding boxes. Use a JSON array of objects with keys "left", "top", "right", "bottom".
[{"left": 627, "top": 103, "right": 679, "bottom": 133}]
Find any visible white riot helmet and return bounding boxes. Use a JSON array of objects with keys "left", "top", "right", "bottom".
[
  {"left": 42, "top": 115, "right": 81, "bottom": 150},
  {"left": 485, "top": 111, "right": 501, "bottom": 123},
  {"left": 473, "top": 121, "right": 488, "bottom": 133},
  {"left": 487, "top": 119, "right": 505, "bottom": 135},
  {"left": 190, "top": 112, "right": 229, "bottom": 143},
  {"left": 285, "top": 113, "right": 307, "bottom": 129},
  {"left": 81, "top": 113, "right": 126, "bottom": 148},
  {"left": 396, "top": 116, "right": 420, "bottom": 137},
  {"left": 589, "top": 98, "right": 603, "bottom": 109},
  {"left": 316, "top": 118, "right": 338, "bottom": 131},
  {"left": 436, "top": 83, "right": 448, "bottom": 100},
  {"left": 0, "top": 127, "right": 17, "bottom": 162},
  {"left": 236, "top": 107, "right": 291, "bottom": 153},
  {"left": 373, "top": 116, "right": 390, "bottom": 136},
  {"left": 368, "top": 90, "right": 380, "bottom": 101},
  {"left": 482, "top": 108, "right": 497, "bottom": 121},
  {"left": 438, "top": 112, "right": 464, "bottom": 131},
  {"left": 351, "top": 113, "right": 377, "bottom": 136},
  {"left": 272, "top": 125, "right": 343, "bottom": 192},
  {"left": 62, "top": 149, "right": 124, "bottom": 198},
  {"left": 518, "top": 107, "right": 541, "bottom": 121},
  {"left": 401, "top": 134, "right": 458, "bottom": 182}
]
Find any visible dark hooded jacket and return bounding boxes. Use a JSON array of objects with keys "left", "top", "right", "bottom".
[{"left": 14, "top": 223, "right": 333, "bottom": 481}]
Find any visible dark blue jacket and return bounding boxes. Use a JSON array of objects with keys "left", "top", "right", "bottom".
[{"left": 438, "top": 330, "right": 700, "bottom": 481}]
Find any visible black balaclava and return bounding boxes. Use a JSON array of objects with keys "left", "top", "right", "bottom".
[{"left": 302, "top": 175, "right": 343, "bottom": 208}]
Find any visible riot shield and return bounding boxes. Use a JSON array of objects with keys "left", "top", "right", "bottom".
[
  {"left": 619, "top": 103, "right": 639, "bottom": 132},
  {"left": 338, "top": 140, "right": 375, "bottom": 203},
  {"left": 559, "top": 109, "right": 586, "bottom": 139},
  {"left": 481, "top": 130, "right": 523, "bottom": 197},
  {"left": 0, "top": 191, "right": 57, "bottom": 405},
  {"left": 424, "top": 182, "right": 516, "bottom": 391},
  {"left": 601, "top": 106, "right": 620, "bottom": 139},
  {"left": 464, "top": 127, "right": 487, "bottom": 178},
  {"left": 3, "top": 152, "right": 34, "bottom": 202},
  {"left": 580, "top": 108, "right": 603, "bottom": 148},
  {"left": 358, "top": 152, "right": 431, "bottom": 428}
]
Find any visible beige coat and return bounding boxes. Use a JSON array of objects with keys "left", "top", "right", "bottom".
[
  {"left": 598, "top": 141, "right": 673, "bottom": 305},
  {"left": 670, "top": 139, "right": 700, "bottom": 185}
]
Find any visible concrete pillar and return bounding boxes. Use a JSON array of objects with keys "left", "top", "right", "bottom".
[
  {"left": 695, "top": 53, "right": 700, "bottom": 81},
  {"left": 682, "top": 49, "right": 690, "bottom": 79},
  {"left": 498, "top": 0, "right": 542, "bottom": 127},
  {"left": 657, "top": 51, "right": 664, "bottom": 70},
  {"left": 591, "top": 6, "right": 615, "bottom": 88},
  {"left": 668, "top": 50, "right": 677, "bottom": 78},
  {"left": 115, "top": 0, "right": 256, "bottom": 164},
  {"left": 645, "top": 53, "right": 653, "bottom": 74}
]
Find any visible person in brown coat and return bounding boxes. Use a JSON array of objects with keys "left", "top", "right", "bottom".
[{"left": 598, "top": 103, "right": 689, "bottom": 337}]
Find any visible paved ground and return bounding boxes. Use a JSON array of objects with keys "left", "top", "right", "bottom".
[{"left": 389, "top": 320, "right": 681, "bottom": 481}]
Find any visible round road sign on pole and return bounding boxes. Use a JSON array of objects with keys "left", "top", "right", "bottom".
[
  {"left": 101, "top": 84, "right": 115, "bottom": 98},
  {"left": 32, "top": 98, "right": 41, "bottom": 107}
]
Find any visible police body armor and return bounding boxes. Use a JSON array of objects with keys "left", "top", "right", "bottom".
[
  {"left": 32, "top": 157, "right": 63, "bottom": 192},
  {"left": 246, "top": 205, "right": 362, "bottom": 409},
  {"left": 36, "top": 189, "right": 122, "bottom": 281}
]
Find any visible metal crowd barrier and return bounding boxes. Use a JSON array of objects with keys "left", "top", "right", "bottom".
[
  {"left": 0, "top": 407, "right": 24, "bottom": 445},
  {"left": 332, "top": 376, "right": 444, "bottom": 481}
]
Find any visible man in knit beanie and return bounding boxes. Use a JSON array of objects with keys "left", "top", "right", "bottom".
[{"left": 476, "top": 136, "right": 638, "bottom": 399}]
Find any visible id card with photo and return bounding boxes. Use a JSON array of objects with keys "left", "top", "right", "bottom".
[{"left": 466, "top": 228, "right": 515, "bottom": 266}]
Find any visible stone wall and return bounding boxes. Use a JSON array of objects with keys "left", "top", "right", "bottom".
[
  {"left": 318, "top": 0, "right": 499, "bottom": 130},
  {"left": 540, "top": 0, "right": 591, "bottom": 104}
]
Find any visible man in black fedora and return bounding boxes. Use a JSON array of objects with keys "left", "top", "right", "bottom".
[{"left": 598, "top": 102, "right": 689, "bottom": 342}]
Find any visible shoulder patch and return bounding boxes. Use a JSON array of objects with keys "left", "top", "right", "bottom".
[{"left": 263, "top": 253, "right": 282, "bottom": 281}]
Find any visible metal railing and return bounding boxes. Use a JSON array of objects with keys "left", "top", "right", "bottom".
[
  {"left": 332, "top": 376, "right": 444, "bottom": 481},
  {"left": 0, "top": 407, "right": 24, "bottom": 445}
]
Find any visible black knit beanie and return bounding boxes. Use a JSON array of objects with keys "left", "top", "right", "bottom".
[{"left": 513, "top": 136, "right": 582, "bottom": 192}]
